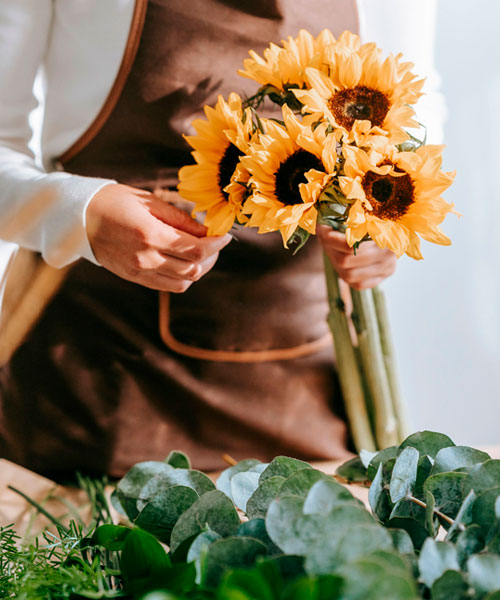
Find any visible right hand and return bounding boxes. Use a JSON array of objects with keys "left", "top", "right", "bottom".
[{"left": 85, "top": 184, "right": 231, "bottom": 292}]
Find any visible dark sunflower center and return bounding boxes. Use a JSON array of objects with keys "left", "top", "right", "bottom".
[
  {"left": 328, "top": 85, "right": 390, "bottom": 129},
  {"left": 274, "top": 149, "right": 323, "bottom": 206},
  {"left": 362, "top": 167, "right": 415, "bottom": 220},
  {"left": 218, "top": 143, "right": 243, "bottom": 201}
]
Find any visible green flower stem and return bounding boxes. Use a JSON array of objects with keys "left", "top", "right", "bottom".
[
  {"left": 323, "top": 253, "right": 376, "bottom": 452},
  {"left": 372, "top": 287, "right": 410, "bottom": 440},
  {"left": 350, "top": 287, "right": 399, "bottom": 449}
]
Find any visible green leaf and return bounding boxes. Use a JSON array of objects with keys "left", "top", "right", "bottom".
[
  {"left": 91, "top": 523, "right": 130, "bottom": 551},
  {"left": 471, "top": 488, "right": 500, "bottom": 539},
  {"left": 216, "top": 459, "right": 262, "bottom": 500},
  {"left": 218, "top": 568, "right": 275, "bottom": 600},
  {"left": 367, "top": 447, "right": 398, "bottom": 481},
  {"left": 430, "top": 570, "right": 469, "bottom": 600},
  {"left": 455, "top": 525, "right": 484, "bottom": 567},
  {"left": 386, "top": 500, "right": 428, "bottom": 550},
  {"left": 264, "top": 554, "right": 306, "bottom": 582},
  {"left": 303, "top": 478, "right": 357, "bottom": 515},
  {"left": 237, "top": 519, "right": 281, "bottom": 555},
  {"left": 136, "top": 468, "right": 215, "bottom": 509},
  {"left": 465, "top": 460, "right": 500, "bottom": 495},
  {"left": 120, "top": 527, "right": 171, "bottom": 594},
  {"left": 468, "top": 553, "right": 500, "bottom": 593},
  {"left": 117, "top": 461, "right": 176, "bottom": 519},
  {"left": 231, "top": 472, "right": 261, "bottom": 512},
  {"left": 418, "top": 538, "right": 459, "bottom": 588},
  {"left": 165, "top": 450, "right": 191, "bottom": 469},
  {"left": 259, "top": 457, "right": 312, "bottom": 483},
  {"left": 423, "top": 472, "right": 467, "bottom": 522},
  {"left": 170, "top": 490, "right": 240, "bottom": 554},
  {"left": 398, "top": 431, "right": 455, "bottom": 458},
  {"left": 360, "top": 449, "right": 378, "bottom": 469},
  {"left": 445, "top": 489, "right": 476, "bottom": 541},
  {"left": 305, "top": 523, "right": 393, "bottom": 574},
  {"left": 246, "top": 476, "right": 286, "bottom": 519},
  {"left": 200, "top": 537, "right": 268, "bottom": 588},
  {"left": 414, "top": 455, "right": 433, "bottom": 498},
  {"left": 425, "top": 490, "right": 437, "bottom": 536},
  {"left": 281, "top": 574, "right": 343, "bottom": 600},
  {"left": 431, "top": 446, "right": 490, "bottom": 475},
  {"left": 390, "top": 447, "right": 419, "bottom": 503},
  {"left": 337, "top": 558, "right": 418, "bottom": 600},
  {"left": 278, "top": 469, "right": 330, "bottom": 499},
  {"left": 386, "top": 528, "right": 414, "bottom": 554},
  {"left": 368, "top": 463, "right": 384, "bottom": 514},
  {"left": 336, "top": 456, "right": 369, "bottom": 483},
  {"left": 265, "top": 496, "right": 326, "bottom": 555},
  {"left": 186, "top": 529, "right": 222, "bottom": 584},
  {"left": 135, "top": 485, "right": 199, "bottom": 544},
  {"left": 110, "top": 489, "right": 127, "bottom": 516}
]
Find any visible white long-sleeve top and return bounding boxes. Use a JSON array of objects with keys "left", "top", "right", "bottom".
[{"left": 0, "top": 0, "right": 445, "bottom": 313}]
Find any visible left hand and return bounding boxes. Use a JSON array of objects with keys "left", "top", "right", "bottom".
[{"left": 317, "top": 226, "right": 397, "bottom": 290}]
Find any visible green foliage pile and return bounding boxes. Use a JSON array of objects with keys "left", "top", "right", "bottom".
[{"left": 5, "top": 434, "right": 500, "bottom": 599}]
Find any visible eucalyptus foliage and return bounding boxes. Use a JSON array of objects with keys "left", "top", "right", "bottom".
[{"left": 6, "top": 432, "right": 500, "bottom": 599}]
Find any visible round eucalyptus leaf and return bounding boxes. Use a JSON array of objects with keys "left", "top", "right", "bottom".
[
  {"left": 134, "top": 485, "right": 199, "bottom": 544},
  {"left": 237, "top": 518, "right": 281, "bottom": 555},
  {"left": 367, "top": 446, "right": 398, "bottom": 481},
  {"left": 259, "top": 456, "right": 312, "bottom": 483},
  {"left": 418, "top": 538, "right": 459, "bottom": 588},
  {"left": 165, "top": 450, "right": 191, "bottom": 469},
  {"left": 471, "top": 487, "right": 500, "bottom": 538},
  {"left": 468, "top": 553, "right": 500, "bottom": 593},
  {"left": 305, "top": 523, "right": 392, "bottom": 574},
  {"left": 465, "top": 460, "right": 500, "bottom": 496},
  {"left": 432, "top": 446, "right": 490, "bottom": 475},
  {"left": 278, "top": 468, "right": 329, "bottom": 499},
  {"left": 169, "top": 490, "right": 240, "bottom": 554},
  {"left": 246, "top": 476, "right": 286, "bottom": 519},
  {"left": 200, "top": 536, "right": 268, "bottom": 588},
  {"left": 337, "top": 558, "right": 417, "bottom": 600},
  {"left": 231, "top": 471, "right": 260, "bottom": 512},
  {"left": 386, "top": 528, "right": 414, "bottom": 554},
  {"left": 455, "top": 525, "right": 485, "bottom": 567},
  {"left": 430, "top": 570, "right": 468, "bottom": 600},
  {"left": 265, "top": 496, "right": 325, "bottom": 555},
  {"left": 303, "top": 478, "right": 357, "bottom": 516},
  {"left": 399, "top": 431, "right": 455, "bottom": 458},
  {"left": 336, "top": 456, "right": 369, "bottom": 483},
  {"left": 116, "top": 461, "right": 176, "bottom": 520},
  {"left": 423, "top": 471, "right": 467, "bottom": 522},
  {"left": 390, "top": 447, "right": 419, "bottom": 503},
  {"left": 216, "top": 459, "right": 262, "bottom": 500}
]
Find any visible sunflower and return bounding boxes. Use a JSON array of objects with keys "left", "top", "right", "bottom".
[
  {"left": 241, "top": 106, "right": 337, "bottom": 245},
  {"left": 238, "top": 29, "right": 336, "bottom": 91},
  {"left": 177, "top": 93, "right": 253, "bottom": 236},
  {"left": 338, "top": 138, "right": 456, "bottom": 259},
  {"left": 293, "top": 31, "right": 424, "bottom": 144}
]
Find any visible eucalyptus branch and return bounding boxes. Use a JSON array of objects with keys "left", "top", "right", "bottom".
[{"left": 407, "top": 494, "right": 464, "bottom": 531}]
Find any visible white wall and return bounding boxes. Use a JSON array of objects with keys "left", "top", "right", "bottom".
[{"left": 385, "top": 0, "right": 500, "bottom": 446}]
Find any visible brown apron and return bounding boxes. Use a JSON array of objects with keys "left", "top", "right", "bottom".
[{"left": 0, "top": 0, "right": 358, "bottom": 479}]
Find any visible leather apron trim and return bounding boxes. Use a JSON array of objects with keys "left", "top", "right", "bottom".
[
  {"left": 159, "top": 292, "right": 332, "bottom": 363},
  {"left": 57, "top": 0, "right": 148, "bottom": 166}
]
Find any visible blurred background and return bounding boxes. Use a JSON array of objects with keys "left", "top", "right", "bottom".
[{"left": 385, "top": 0, "right": 500, "bottom": 446}]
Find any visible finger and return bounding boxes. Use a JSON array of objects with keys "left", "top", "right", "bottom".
[
  {"left": 155, "top": 251, "right": 219, "bottom": 281},
  {"left": 156, "top": 226, "right": 232, "bottom": 262},
  {"left": 337, "top": 262, "right": 396, "bottom": 287},
  {"left": 134, "top": 270, "right": 194, "bottom": 293},
  {"left": 144, "top": 195, "right": 208, "bottom": 238},
  {"left": 317, "top": 227, "right": 352, "bottom": 253},
  {"left": 326, "top": 246, "right": 396, "bottom": 270},
  {"left": 350, "top": 276, "right": 387, "bottom": 291}
]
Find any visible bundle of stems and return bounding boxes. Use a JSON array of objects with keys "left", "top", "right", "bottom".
[{"left": 323, "top": 253, "right": 410, "bottom": 451}]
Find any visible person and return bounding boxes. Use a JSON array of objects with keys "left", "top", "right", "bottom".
[{"left": 0, "top": 0, "right": 443, "bottom": 479}]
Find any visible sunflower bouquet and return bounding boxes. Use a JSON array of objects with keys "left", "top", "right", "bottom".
[{"left": 178, "top": 30, "right": 456, "bottom": 452}]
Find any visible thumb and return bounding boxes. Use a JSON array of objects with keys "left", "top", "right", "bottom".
[{"left": 148, "top": 196, "right": 208, "bottom": 238}]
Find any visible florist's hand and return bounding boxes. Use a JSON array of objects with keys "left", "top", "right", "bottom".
[
  {"left": 86, "top": 184, "right": 231, "bottom": 292},
  {"left": 318, "top": 226, "right": 397, "bottom": 290}
]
